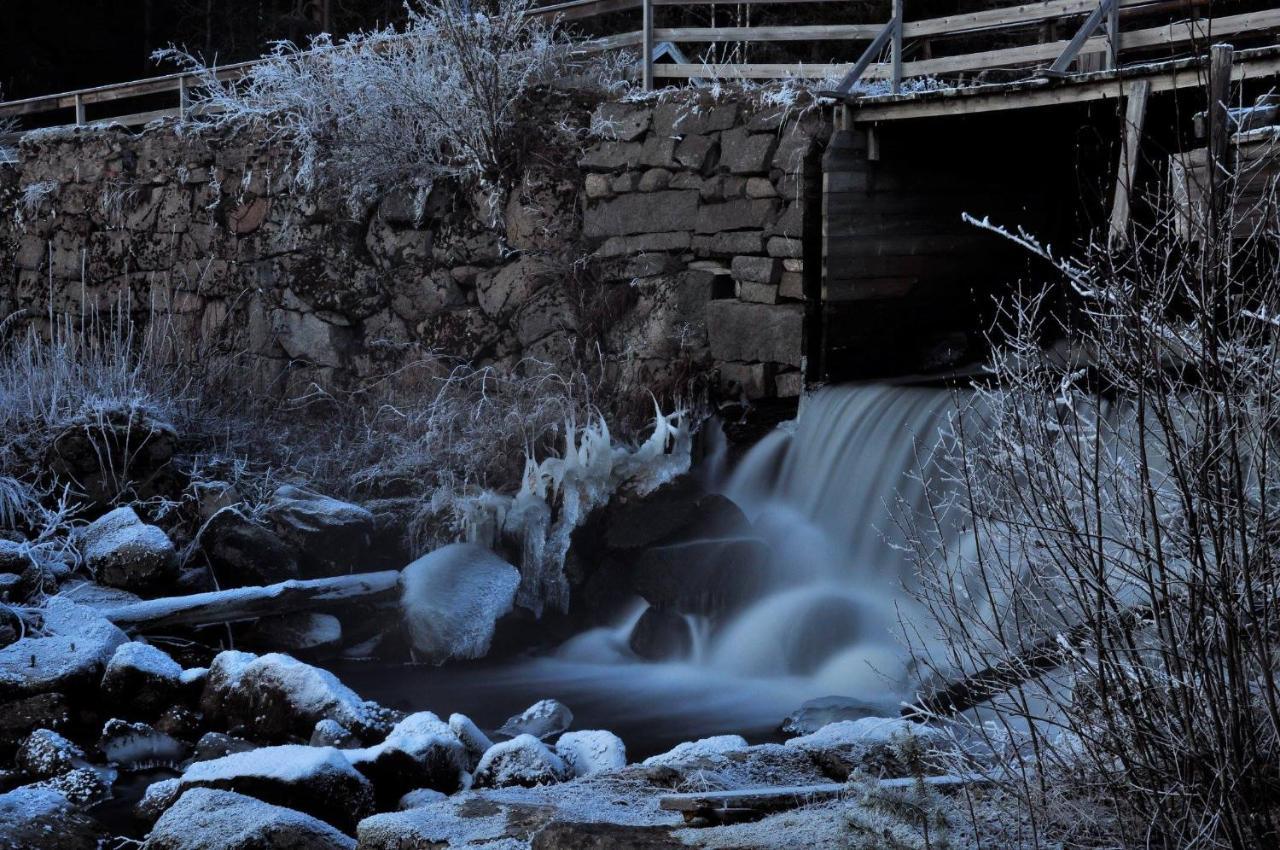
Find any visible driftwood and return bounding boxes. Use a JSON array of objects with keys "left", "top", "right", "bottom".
[
  {"left": 902, "top": 605, "right": 1152, "bottom": 718},
  {"left": 98, "top": 571, "right": 401, "bottom": 630},
  {"left": 660, "top": 773, "right": 993, "bottom": 824}
]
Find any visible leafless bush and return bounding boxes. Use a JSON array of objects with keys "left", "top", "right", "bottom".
[
  {"left": 904, "top": 135, "right": 1280, "bottom": 847},
  {"left": 157, "top": 0, "right": 587, "bottom": 221}
]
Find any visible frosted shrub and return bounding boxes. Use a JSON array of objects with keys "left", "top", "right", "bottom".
[
  {"left": 158, "top": 0, "right": 580, "bottom": 221},
  {"left": 905, "top": 152, "right": 1280, "bottom": 846}
]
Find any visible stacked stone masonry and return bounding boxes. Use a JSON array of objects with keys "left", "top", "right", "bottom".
[{"left": 0, "top": 92, "right": 829, "bottom": 401}]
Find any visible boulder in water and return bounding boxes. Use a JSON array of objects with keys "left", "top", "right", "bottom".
[
  {"left": 780, "top": 695, "right": 880, "bottom": 735},
  {"left": 15, "top": 728, "right": 86, "bottom": 780},
  {"left": 142, "top": 787, "right": 356, "bottom": 850},
  {"left": 630, "top": 537, "right": 774, "bottom": 617},
  {"left": 627, "top": 605, "right": 693, "bottom": 660},
  {"left": 497, "top": 698, "right": 573, "bottom": 740},
  {"left": 473, "top": 734, "right": 570, "bottom": 788},
  {"left": 243, "top": 612, "right": 342, "bottom": 656},
  {"left": 448, "top": 712, "right": 493, "bottom": 770},
  {"left": 81, "top": 507, "right": 178, "bottom": 593},
  {"left": 400, "top": 543, "right": 520, "bottom": 665},
  {"left": 265, "top": 485, "right": 374, "bottom": 577}
]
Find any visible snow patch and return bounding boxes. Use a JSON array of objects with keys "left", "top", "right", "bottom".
[{"left": 642, "top": 735, "right": 748, "bottom": 767}]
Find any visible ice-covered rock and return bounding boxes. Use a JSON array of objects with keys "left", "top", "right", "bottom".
[
  {"left": 310, "top": 719, "right": 359, "bottom": 748},
  {"left": 400, "top": 543, "right": 520, "bottom": 665},
  {"left": 0, "top": 596, "right": 127, "bottom": 700},
  {"left": 200, "top": 650, "right": 394, "bottom": 743},
  {"left": 785, "top": 717, "right": 952, "bottom": 780},
  {"left": 135, "top": 777, "right": 182, "bottom": 823},
  {"left": 346, "top": 711, "right": 468, "bottom": 804},
  {"left": 15, "top": 728, "right": 86, "bottom": 779},
  {"left": 142, "top": 787, "right": 356, "bottom": 850},
  {"left": 244, "top": 612, "right": 342, "bottom": 655},
  {"left": 265, "top": 485, "right": 374, "bottom": 577},
  {"left": 642, "top": 735, "right": 748, "bottom": 768},
  {"left": 98, "top": 719, "right": 188, "bottom": 769},
  {"left": 448, "top": 713, "right": 493, "bottom": 770},
  {"left": 176, "top": 744, "right": 374, "bottom": 831},
  {"left": 0, "top": 786, "right": 105, "bottom": 849},
  {"left": 497, "top": 698, "right": 573, "bottom": 741},
  {"left": 556, "top": 730, "right": 627, "bottom": 777},
  {"left": 201, "top": 508, "right": 300, "bottom": 587},
  {"left": 397, "top": 787, "right": 448, "bottom": 810},
  {"left": 81, "top": 506, "right": 178, "bottom": 592},
  {"left": 473, "top": 733, "right": 570, "bottom": 788},
  {"left": 101, "top": 640, "right": 185, "bottom": 717},
  {"left": 781, "top": 695, "right": 880, "bottom": 735},
  {"left": 21, "top": 765, "right": 114, "bottom": 806}
]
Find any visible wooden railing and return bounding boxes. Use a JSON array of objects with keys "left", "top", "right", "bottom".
[{"left": 2, "top": 0, "right": 1279, "bottom": 131}]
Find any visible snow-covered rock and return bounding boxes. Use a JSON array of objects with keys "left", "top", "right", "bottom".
[
  {"left": 20, "top": 765, "right": 113, "bottom": 806},
  {"left": 497, "top": 698, "right": 573, "bottom": 740},
  {"left": 176, "top": 744, "right": 374, "bottom": 831},
  {"left": 101, "top": 640, "right": 184, "bottom": 716},
  {"left": 0, "top": 786, "right": 105, "bottom": 849},
  {"left": 310, "top": 719, "right": 359, "bottom": 748},
  {"left": 473, "top": 734, "right": 570, "bottom": 788},
  {"left": 345, "top": 711, "right": 468, "bottom": 804},
  {"left": 142, "top": 787, "right": 356, "bottom": 850},
  {"left": 0, "top": 693, "right": 71, "bottom": 757},
  {"left": 201, "top": 508, "right": 300, "bottom": 588},
  {"left": 642, "top": 735, "right": 748, "bottom": 768},
  {"left": 244, "top": 612, "right": 342, "bottom": 655},
  {"left": 781, "top": 694, "right": 879, "bottom": 735},
  {"left": 448, "top": 713, "right": 493, "bottom": 770},
  {"left": 135, "top": 777, "right": 182, "bottom": 823},
  {"left": 98, "top": 719, "right": 187, "bottom": 769},
  {"left": 191, "top": 731, "right": 257, "bottom": 763},
  {"left": 785, "top": 717, "right": 952, "bottom": 780},
  {"left": 200, "top": 650, "right": 394, "bottom": 743},
  {"left": 15, "top": 728, "right": 86, "bottom": 779},
  {"left": 397, "top": 787, "right": 448, "bottom": 810},
  {"left": 265, "top": 485, "right": 374, "bottom": 577},
  {"left": 81, "top": 506, "right": 178, "bottom": 592},
  {"left": 555, "top": 730, "right": 627, "bottom": 777},
  {"left": 0, "top": 596, "right": 127, "bottom": 700},
  {"left": 400, "top": 543, "right": 520, "bottom": 665}
]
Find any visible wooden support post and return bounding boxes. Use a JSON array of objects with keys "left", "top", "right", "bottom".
[
  {"left": 1208, "top": 43, "right": 1233, "bottom": 183},
  {"left": 73, "top": 93, "right": 85, "bottom": 126},
  {"left": 1108, "top": 78, "right": 1150, "bottom": 246},
  {"left": 178, "top": 75, "right": 190, "bottom": 120},
  {"left": 867, "top": 124, "right": 881, "bottom": 161},
  {"left": 641, "top": 0, "right": 654, "bottom": 91},
  {"left": 1106, "top": 0, "right": 1120, "bottom": 69},
  {"left": 891, "top": 0, "right": 903, "bottom": 94}
]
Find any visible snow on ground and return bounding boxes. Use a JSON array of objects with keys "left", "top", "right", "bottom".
[{"left": 643, "top": 735, "right": 748, "bottom": 767}]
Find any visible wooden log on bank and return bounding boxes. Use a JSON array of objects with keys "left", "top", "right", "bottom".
[{"left": 98, "top": 571, "right": 401, "bottom": 630}]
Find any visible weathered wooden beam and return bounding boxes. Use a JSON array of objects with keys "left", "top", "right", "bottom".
[
  {"left": 1108, "top": 77, "right": 1151, "bottom": 245},
  {"left": 641, "top": 0, "right": 654, "bottom": 91},
  {"left": 1208, "top": 43, "right": 1234, "bottom": 182},
  {"left": 99, "top": 571, "right": 401, "bottom": 630},
  {"left": 1046, "top": 0, "right": 1119, "bottom": 76},
  {"left": 651, "top": 24, "right": 878, "bottom": 42}
]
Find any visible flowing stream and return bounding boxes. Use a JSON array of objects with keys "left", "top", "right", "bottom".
[{"left": 345, "top": 383, "right": 963, "bottom": 757}]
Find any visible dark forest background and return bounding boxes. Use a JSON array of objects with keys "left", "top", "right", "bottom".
[{"left": 0, "top": 1, "right": 412, "bottom": 101}]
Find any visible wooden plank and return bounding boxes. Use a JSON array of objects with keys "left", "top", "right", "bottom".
[
  {"left": 652, "top": 24, "right": 879, "bottom": 42},
  {"left": 533, "top": 0, "right": 641, "bottom": 20},
  {"left": 905, "top": 0, "right": 1165, "bottom": 39},
  {"left": 1108, "top": 78, "right": 1151, "bottom": 244},
  {"left": 656, "top": 62, "right": 851, "bottom": 79},
  {"left": 642, "top": 0, "right": 654, "bottom": 90}
]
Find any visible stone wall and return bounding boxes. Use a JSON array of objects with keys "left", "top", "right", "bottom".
[{"left": 0, "top": 91, "right": 830, "bottom": 402}]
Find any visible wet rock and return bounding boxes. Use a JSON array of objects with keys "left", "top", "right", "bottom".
[
  {"left": 628, "top": 606, "right": 693, "bottom": 661},
  {"left": 345, "top": 711, "right": 467, "bottom": 805},
  {"left": 603, "top": 482, "right": 751, "bottom": 552},
  {"left": 265, "top": 486, "right": 374, "bottom": 577},
  {"left": 15, "top": 728, "right": 86, "bottom": 780},
  {"left": 555, "top": 730, "right": 627, "bottom": 778},
  {"left": 781, "top": 695, "right": 881, "bottom": 736},
  {"left": 630, "top": 537, "right": 774, "bottom": 617},
  {"left": 134, "top": 777, "right": 182, "bottom": 824},
  {"left": 201, "top": 650, "right": 395, "bottom": 744},
  {"left": 175, "top": 744, "right": 374, "bottom": 831},
  {"left": 191, "top": 732, "right": 257, "bottom": 763},
  {"left": 243, "top": 613, "right": 342, "bottom": 656},
  {"left": 0, "top": 692, "right": 72, "bottom": 758},
  {"left": 473, "top": 734, "right": 570, "bottom": 788},
  {"left": 400, "top": 543, "right": 520, "bottom": 665},
  {"left": 101, "top": 641, "right": 184, "bottom": 718},
  {"left": 154, "top": 705, "right": 202, "bottom": 742},
  {"left": 81, "top": 506, "right": 178, "bottom": 593},
  {"left": 530, "top": 822, "right": 684, "bottom": 850},
  {"left": 98, "top": 719, "right": 187, "bottom": 769},
  {"left": 0, "top": 596, "right": 127, "bottom": 700},
  {"left": 0, "top": 786, "right": 106, "bottom": 849},
  {"left": 201, "top": 510, "right": 299, "bottom": 588},
  {"left": 143, "top": 787, "right": 356, "bottom": 850},
  {"left": 497, "top": 699, "right": 573, "bottom": 741},
  {"left": 448, "top": 713, "right": 493, "bottom": 771}
]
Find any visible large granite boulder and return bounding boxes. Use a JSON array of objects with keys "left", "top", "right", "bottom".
[
  {"left": 264, "top": 486, "right": 374, "bottom": 577},
  {"left": 0, "top": 786, "right": 106, "bottom": 850},
  {"left": 81, "top": 506, "right": 178, "bottom": 593},
  {"left": 201, "top": 510, "right": 299, "bottom": 588},
  {"left": 142, "top": 787, "right": 355, "bottom": 850},
  {"left": 0, "top": 596, "right": 127, "bottom": 700}
]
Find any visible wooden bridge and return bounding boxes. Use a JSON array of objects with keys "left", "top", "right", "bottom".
[{"left": 1, "top": 0, "right": 1278, "bottom": 131}]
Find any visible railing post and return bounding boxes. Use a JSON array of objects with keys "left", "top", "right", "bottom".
[
  {"left": 179, "top": 75, "right": 190, "bottom": 119},
  {"left": 1106, "top": 0, "right": 1120, "bottom": 69},
  {"left": 641, "top": 0, "right": 654, "bottom": 91},
  {"left": 891, "top": 0, "right": 903, "bottom": 94},
  {"left": 74, "top": 93, "right": 85, "bottom": 126}
]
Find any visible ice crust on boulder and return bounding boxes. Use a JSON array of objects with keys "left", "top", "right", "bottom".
[
  {"left": 555, "top": 730, "right": 627, "bottom": 777},
  {"left": 473, "top": 733, "right": 570, "bottom": 788},
  {"left": 400, "top": 543, "right": 520, "bottom": 665},
  {"left": 642, "top": 735, "right": 748, "bottom": 767},
  {"left": 497, "top": 698, "right": 573, "bottom": 740},
  {"left": 398, "top": 787, "right": 448, "bottom": 809},
  {"left": 98, "top": 719, "right": 187, "bottom": 768},
  {"left": 101, "top": 641, "right": 184, "bottom": 713},
  {"left": 142, "top": 787, "right": 356, "bottom": 850},
  {"left": 448, "top": 712, "right": 493, "bottom": 768}
]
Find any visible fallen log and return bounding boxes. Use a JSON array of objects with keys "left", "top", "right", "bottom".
[
  {"left": 97, "top": 571, "right": 401, "bottom": 630},
  {"left": 659, "top": 773, "right": 993, "bottom": 824}
]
